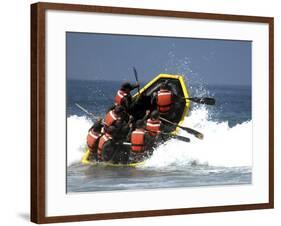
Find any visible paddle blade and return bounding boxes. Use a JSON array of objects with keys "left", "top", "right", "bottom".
[
  {"left": 195, "top": 133, "right": 204, "bottom": 140},
  {"left": 187, "top": 97, "right": 216, "bottom": 105},
  {"left": 133, "top": 67, "right": 138, "bottom": 82},
  {"left": 170, "top": 134, "right": 190, "bottom": 143},
  {"left": 181, "top": 126, "right": 204, "bottom": 140},
  {"left": 159, "top": 116, "right": 204, "bottom": 140}
]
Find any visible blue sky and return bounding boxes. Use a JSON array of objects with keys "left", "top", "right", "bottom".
[{"left": 66, "top": 32, "right": 251, "bottom": 86}]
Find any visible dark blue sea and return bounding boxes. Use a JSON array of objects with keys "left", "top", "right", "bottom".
[
  {"left": 67, "top": 80, "right": 252, "bottom": 192},
  {"left": 67, "top": 80, "right": 251, "bottom": 127}
]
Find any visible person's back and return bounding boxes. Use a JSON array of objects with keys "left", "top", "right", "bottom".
[
  {"left": 114, "top": 118, "right": 131, "bottom": 141},
  {"left": 97, "top": 126, "right": 116, "bottom": 162},
  {"left": 100, "top": 138, "right": 115, "bottom": 162},
  {"left": 145, "top": 110, "right": 161, "bottom": 137},
  {"left": 102, "top": 105, "right": 124, "bottom": 131},
  {"left": 114, "top": 82, "right": 140, "bottom": 111},
  {"left": 87, "top": 118, "right": 103, "bottom": 160},
  {"left": 156, "top": 84, "right": 172, "bottom": 114},
  {"left": 131, "top": 128, "right": 146, "bottom": 152},
  {"left": 130, "top": 120, "right": 152, "bottom": 161},
  {"left": 151, "top": 81, "right": 173, "bottom": 115},
  {"left": 97, "top": 133, "right": 111, "bottom": 161},
  {"left": 103, "top": 110, "right": 118, "bottom": 127},
  {"left": 114, "top": 89, "right": 128, "bottom": 106}
]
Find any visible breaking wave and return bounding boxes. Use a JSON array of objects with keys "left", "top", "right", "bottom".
[
  {"left": 67, "top": 115, "right": 92, "bottom": 166},
  {"left": 144, "top": 106, "right": 252, "bottom": 168},
  {"left": 67, "top": 106, "right": 252, "bottom": 168}
]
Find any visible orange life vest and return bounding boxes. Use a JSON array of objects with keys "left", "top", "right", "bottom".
[
  {"left": 114, "top": 90, "right": 127, "bottom": 105},
  {"left": 157, "top": 89, "right": 172, "bottom": 113},
  {"left": 103, "top": 110, "right": 118, "bottom": 127},
  {"left": 131, "top": 129, "right": 145, "bottom": 152},
  {"left": 97, "top": 133, "right": 112, "bottom": 160},
  {"left": 145, "top": 118, "right": 161, "bottom": 136},
  {"left": 87, "top": 130, "right": 101, "bottom": 150}
]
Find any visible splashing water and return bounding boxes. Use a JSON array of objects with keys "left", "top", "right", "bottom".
[
  {"left": 144, "top": 106, "right": 252, "bottom": 169},
  {"left": 67, "top": 106, "right": 252, "bottom": 168},
  {"left": 67, "top": 115, "right": 92, "bottom": 166}
]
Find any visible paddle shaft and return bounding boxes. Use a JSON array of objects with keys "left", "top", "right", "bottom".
[
  {"left": 133, "top": 67, "right": 141, "bottom": 94},
  {"left": 184, "top": 97, "right": 215, "bottom": 105},
  {"left": 122, "top": 132, "right": 190, "bottom": 145},
  {"left": 75, "top": 103, "right": 98, "bottom": 119},
  {"left": 161, "top": 132, "right": 190, "bottom": 143},
  {"left": 160, "top": 116, "right": 203, "bottom": 139}
]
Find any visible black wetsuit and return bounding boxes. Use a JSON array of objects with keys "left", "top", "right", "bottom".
[{"left": 101, "top": 139, "right": 116, "bottom": 162}]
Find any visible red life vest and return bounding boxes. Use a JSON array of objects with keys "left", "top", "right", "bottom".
[
  {"left": 131, "top": 129, "right": 145, "bottom": 152},
  {"left": 97, "top": 133, "right": 112, "bottom": 160},
  {"left": 114, "top": 90, "right": 127, "bottom": 105},
  {"left": 145, "top": 118, "right": 161, "bottom": 136},
  {"left": 157, "top": 89, "right": 172, "bottom": 113},
  {"left": 103, "top": 110, "right": 118, "bottom": 127},
  {"left": 87, "top": 130, "right": 101, "bottom": 150}
]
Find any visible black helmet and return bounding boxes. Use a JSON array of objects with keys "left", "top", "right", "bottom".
[
  {"left": 92, "top": 121, "right": 103, "bottom": 132},
  {"left": 135, "top": 120, "right": 145, "bottom": 128},
  {"left": 107, "top": 126, "right": 116, "bottom": 135},
  {"left": 121, "top": 82, "right": 133, "bottom": 91},
  {"left": 150, "top": 110, "right": 159, "bottom": 119},
  {"left": 114, "top": 105, "right": 125, "bottom": 114}
]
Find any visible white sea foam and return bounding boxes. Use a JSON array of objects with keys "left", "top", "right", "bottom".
[
  {"left": 67, "top": 115, "right": 92, "bottom": 166},
  {"left": 145, "top": 106, "right": 252, "bottom": 168},
  {"left": 67, "top": 107, "right": 252, "bottom": 168}
]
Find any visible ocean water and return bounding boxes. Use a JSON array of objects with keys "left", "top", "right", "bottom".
[{"left": 67, "top": 80, "right": 252, "bottom": 192}]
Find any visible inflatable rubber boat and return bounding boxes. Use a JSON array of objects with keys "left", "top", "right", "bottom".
[{"left": 81, "top": 74, "right": 190, "bottom": 166}]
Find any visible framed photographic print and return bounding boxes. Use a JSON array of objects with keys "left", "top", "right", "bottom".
[{"left": 31, "top": 2, "right": 274, "bottom": 223}]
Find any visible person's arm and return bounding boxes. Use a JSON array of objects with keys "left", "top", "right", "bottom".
[
  {"left": 126, "top": 128, "right": 133, "bottom": 142},
  {"left": 126, "top": 115, "right": 134, "bottom": 126},
  {"left": 151, "top": 92, "right": 157, "bottom": 105},
  {"left": 141, "top": 110, "right": 150, "bottom": 121},
  {"left": 144, "top": 132, "right": 153, "bottom": 145}
]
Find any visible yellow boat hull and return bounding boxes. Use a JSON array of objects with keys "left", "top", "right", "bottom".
[{"left": 82, "top": 149, "right": 145, "bottom": 167}]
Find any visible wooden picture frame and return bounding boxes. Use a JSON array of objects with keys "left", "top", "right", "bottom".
[{"left": 31, "top": 2, "right": 274, "bottom": 223}]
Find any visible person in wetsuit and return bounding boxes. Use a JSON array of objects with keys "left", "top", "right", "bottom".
[
  {"left": 129, "top": 120, "right": 153, "bottom": 162},
  {"left": 86, "top": 118, "right": 103, "bottom": 161},
  {"left": 102, "top": 105, "right": 125, "bottom": 132},
  {"left": 145, "top": 110, "right": 161, "bottom": 137},
  {"left": 151, "top": 81, "right": 173, "bottom": 115},
  {"left": 114, "top": 82, "right": 140, "bottom": 112},
  {"left": 97, "top": 126, "right": 117, "bottom": 162}
]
